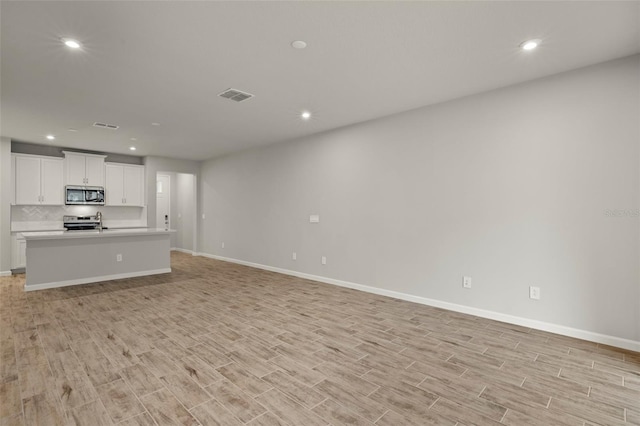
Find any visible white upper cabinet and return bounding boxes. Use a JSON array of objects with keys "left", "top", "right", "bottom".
[
  {"left": 14, "top": 154, "right": 64, "bottom": 205},
  {"left": 63, "top": 151, "right": 106, "bottom": 186},
  {"left": 10, "top": 155, "right": 16, "bottom": 205},
  {"left": 105, "top": 164, "right": 124, "bottom": 206},
  {"left": 105, "top": 163, "right": 145, "bottom": 206},
  {"left": 41, "top": 158, "right": 64, "bottom": 204},
  {"left": 65, "top": 154, "right": 86, "bottom": 185},
  {"left": 14, "top": 156, "right": 40, "bottom": 205},
  {"left": 85, "top": 156, "right": 105, "bottom": 186},
  {"left": 123, "top": 165, "right": 144, "bottom": 206}
]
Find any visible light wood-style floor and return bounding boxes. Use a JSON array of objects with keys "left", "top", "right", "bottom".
[{"left": 1, "top": 252, "right": 638, "bottom": 426}]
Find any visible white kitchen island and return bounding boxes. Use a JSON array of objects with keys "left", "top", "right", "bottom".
[{"left": 21, "top": 228, "right": 175, "bottom": 291}]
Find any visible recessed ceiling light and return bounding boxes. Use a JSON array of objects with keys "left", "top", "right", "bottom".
[
  {"left": 291, "top": 40, "right": 307, "bottom": 49},
  {"left": 520, "top": 39, "right": 541, "bottom": 51},
  {"left": 151, "top": 122, "right": 160, "bottom": 126},
  {"left": 67, "top": 128, "right": 77, "bottom": 132},
  {"left": 301, "top": 111, "right": 311, "bottom": 120},
  {"left": 62, "top": 38, "right": 81, "bottom": 49},
  {"left": 46, "top": 135, "right": 55, "bottom": 140},
  {"left": 129, "top": 146, "right": 137, "bottom": 151}
]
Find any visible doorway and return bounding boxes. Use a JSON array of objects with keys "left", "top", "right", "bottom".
[
  {"left": 156, "top": 172, "right": 197, "bottom": 253},
  {"left": 156, "top": 174, "right": 171, "bottom": 230}
]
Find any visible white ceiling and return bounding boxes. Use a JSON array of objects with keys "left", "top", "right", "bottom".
[{"left": 2, "top": 1, "right": 639, "bottom": 161}]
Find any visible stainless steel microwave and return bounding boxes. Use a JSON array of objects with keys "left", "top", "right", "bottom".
[{"left": 65, "top": 186, "right": 105, "bottom": 205}]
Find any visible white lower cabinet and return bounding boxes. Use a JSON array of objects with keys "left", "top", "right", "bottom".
[
  {"left": 11, "top": 235, "right": 26, "bottom": 269},
  {"left": 105, "top": 163, "right": 145, "bottom": 206}
]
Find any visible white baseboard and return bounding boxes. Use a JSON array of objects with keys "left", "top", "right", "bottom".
[
  {"left": 24, "top": 268, "right": 172, "bottom": 292},
  {"left": 0, "top": 271, "right": 11, "bottom": 277},
  {"left": 195, "top": 252, "right": 640, "bottom": 352},
  {"left": 171, "top": 248, "right": 195, "bottom": 255}
]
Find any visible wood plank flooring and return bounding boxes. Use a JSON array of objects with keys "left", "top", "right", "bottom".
[{"left": 0, "top": 251, "right": 638, "bottom": 425}]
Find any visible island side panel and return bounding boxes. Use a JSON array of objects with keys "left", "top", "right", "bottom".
[{"left": 25, "top": 234, "right": 171, "bottom": 290}]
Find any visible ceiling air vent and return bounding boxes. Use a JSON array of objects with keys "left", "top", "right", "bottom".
[
  {"left": 93, "top": 122, "right": 119, "bottom": 130},
  {"left": 218, "top": 88, "right": 254, "bottom": 103}
]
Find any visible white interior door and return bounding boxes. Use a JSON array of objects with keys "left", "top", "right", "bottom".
[
  {"left": 156, "top": 174, "right": 171, "bottom": 229},
  {"left": 176, "top": 173, "right": 196, "bottom": 251}
]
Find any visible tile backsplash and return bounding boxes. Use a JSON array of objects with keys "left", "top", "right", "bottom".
[{"left": 11, "top": 205, "right": 147, "bottom": 231}]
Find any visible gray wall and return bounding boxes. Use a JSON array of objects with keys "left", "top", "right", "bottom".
[
  {"left": 0, "top": 137, "right": 11, "bottom": 273},
  {"left": 11, "top": 141, "right": 143, "bottom": 164},
  {"left": 200, "top": 55, "right": 640, "bottom": 341}
]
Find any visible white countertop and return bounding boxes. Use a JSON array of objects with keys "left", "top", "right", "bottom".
[
  {"left": 11, "top": 221, "right": 66, "bottom": 232},
  {"left": 21, "top": 228, "right": 175, "bottom": 240},
  {"left": 13, "top": 226, "right": 147, "bottom": 234},
  {"left": 12, "top": 220, "right": 148, "bottom": 232}
]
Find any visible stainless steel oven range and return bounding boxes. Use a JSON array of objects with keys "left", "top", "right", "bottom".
[{"left": 63, "top": 215, "right": 106, "bottom": 231}]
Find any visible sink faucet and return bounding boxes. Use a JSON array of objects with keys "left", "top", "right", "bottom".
[{"left": 96, "top": 211, "right": 103, "bottom": 231}]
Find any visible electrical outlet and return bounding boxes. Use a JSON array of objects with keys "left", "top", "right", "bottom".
[
  {"left": 292, "top": 252, "right": 297, "bottom": 261},
  {"left": 321, "top": 256, "right": 327, "bottom": 265},
  {"left": 116, "top": 254, "right": 122, "bottom": 262},
  {"left": 529, "top": 286, "right": 541, "bottom": 300},
  {"left": 310, "top": 215, "right": 320, "bottom": 223},
  {"left": 221, "top": 242, "right": 225, "bottom": 249},
  {"left": 463, "top": 276, "right": 472, "bottom": 289},
  {"left": 202, "top": 213, "right": 206, "bottom": 220}
]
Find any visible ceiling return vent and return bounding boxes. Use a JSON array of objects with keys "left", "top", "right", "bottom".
[
  {"left": 218, "top": 88, "right": 254, "bottom": 103},
  {"left": 93, "top": 122, "right": 119, "bottom": 130}
]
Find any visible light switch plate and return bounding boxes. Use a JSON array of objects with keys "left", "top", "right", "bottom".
[{"left": 309, "top": 215, "right": 320, "bottom": 223}]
